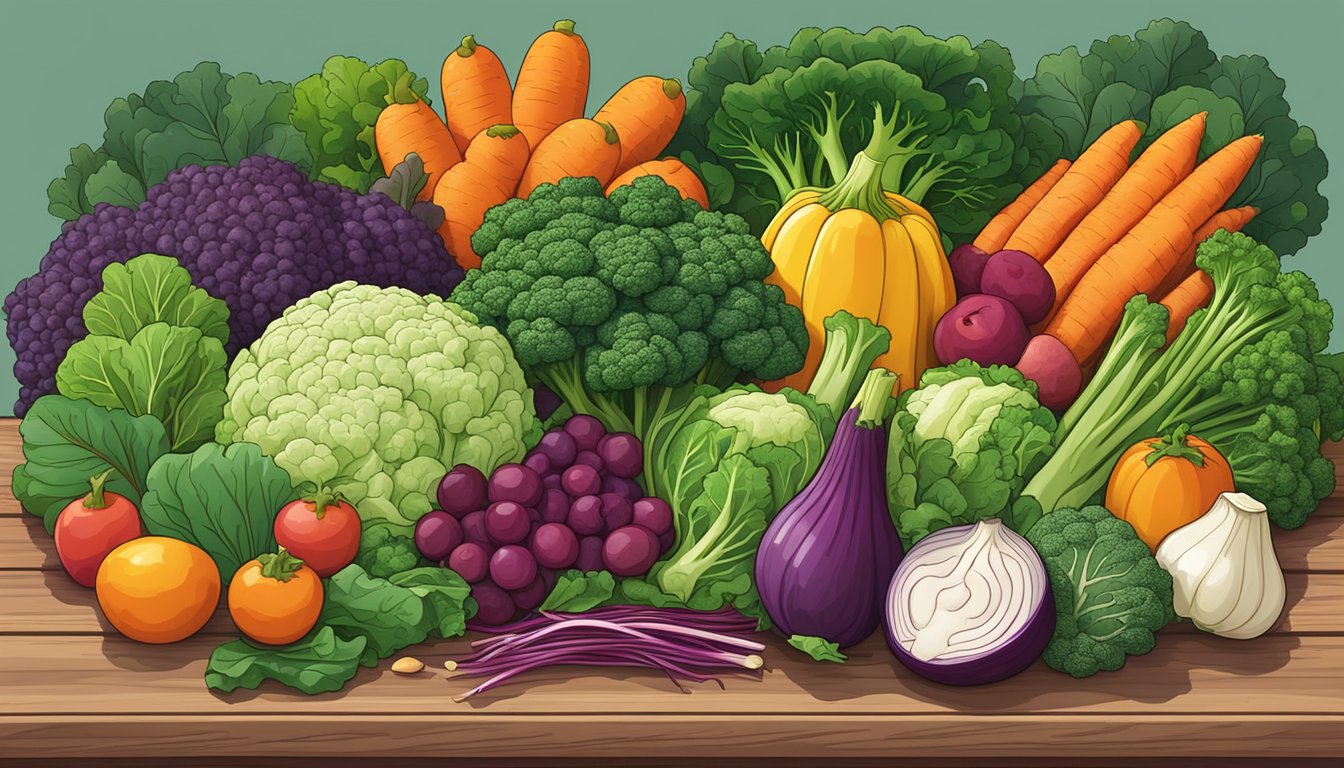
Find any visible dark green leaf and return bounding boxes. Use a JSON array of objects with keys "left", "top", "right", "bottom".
[
  {"left": 205, "top": 626, "right": 366, "bottom": 695},
  {"left": 320, "top": 565, "right": 431, "bottom": 666},
  {"left": 388, "top": 567, "right": 475, "bottom": 638},
  {"left": 12, "top": 396, "right": 170, "bottom": 532},
  {"left": 140, "top": 442, "right": 298, "bottom": 585}
]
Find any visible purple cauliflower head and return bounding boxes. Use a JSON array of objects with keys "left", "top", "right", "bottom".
[{"left": 5, "top": 155, "right": 463, "bottom": 415}]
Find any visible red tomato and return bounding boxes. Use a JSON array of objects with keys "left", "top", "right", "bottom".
[
  {"left": 55, "top": 471, "right": 143, "bottom": 587},
  {"left": 274, "top": 489, "right": 361, "bottom": 577}
]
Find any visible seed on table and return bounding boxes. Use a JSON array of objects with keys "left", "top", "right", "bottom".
[{"left": 391, "top": 657, "right": 425, "bottom": 674}]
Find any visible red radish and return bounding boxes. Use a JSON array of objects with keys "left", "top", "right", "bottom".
[
  {"left": 1015, "top": 334, "right": 1084, "bottom": 411},
  {"left": 981, "top": 249, "right": 1056, "bottom": 325},
  {"left": 934, "top": 295, "right": 1031, "bottom": 367},
  {"left": 274, "top": 487, "right": 362, "bottom": 577},
  {"left": 54, "top": 470, "right": 142, "bottom": 587}
]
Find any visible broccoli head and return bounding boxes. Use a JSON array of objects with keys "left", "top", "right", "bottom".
[
  {"left": 1026, "top": 506, "right": 1174, "bottom": 678},
  {"left": 454, "top": 175, "right": 807, "bottom": 488},
  {"left": 355, "top": 521, "right": 425, "bottom": 579}
]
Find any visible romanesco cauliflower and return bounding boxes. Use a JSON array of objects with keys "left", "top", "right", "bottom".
[{"left": 216, "top": 281, "right": 536, "bottom": 532}]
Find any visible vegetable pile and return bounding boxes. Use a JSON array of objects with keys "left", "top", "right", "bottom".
[{"left": 6, "top": 16, "right": 1339, "bottom": 698}]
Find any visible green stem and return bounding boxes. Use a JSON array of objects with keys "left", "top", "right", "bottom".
[
  {"left": 805, "top": 311, "right": 892, "bottom": 424},
  {"left": 83, "top": 470, "right": 112, "bottom": 510},
  {"left": 815, "top": 105, "right": 910, "bottom": 222},
  {"left": 305, "top": 486, "right": 345, "bottom": 520},
  {"left": 1144, "top": 424, "right": 1207, "bottom": 467},
  {"left": 456, "top": 35, "right": 477, "bottom": 57},
  {"left": 257, "top": 548, "right": 305, "bottom": 582},
  {"left": 851, "top": 368, "right": 898, "bottom": 429}
]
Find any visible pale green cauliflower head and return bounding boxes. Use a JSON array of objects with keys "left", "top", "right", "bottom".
[{"left": 216, "top": 282, "right": 537, "bottom": 532}]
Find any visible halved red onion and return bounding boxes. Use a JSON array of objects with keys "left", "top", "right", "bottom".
[{"left": 884, "top": 519, "right": 1054, "bottom": 685}]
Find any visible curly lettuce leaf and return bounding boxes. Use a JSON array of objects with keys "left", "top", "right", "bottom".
[
  {"left": 388, "top": 567, "right": 476, "bottom": 638},
  {"left": 292, "top": 56, "right": 429, "bottom": 193},
  {"left": 140, "top": 442, "right": 298, "bottom": 584},
  {"left": 12, "top": 396, "right": 171, "bottom": 532}
]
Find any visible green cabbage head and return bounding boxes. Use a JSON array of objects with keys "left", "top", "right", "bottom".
[
  {"left": 216, "top": 281, "right": 537, "bottom": 533},
  {"left": 887, "top": 361, "right": 1057, "bottom": 547}
]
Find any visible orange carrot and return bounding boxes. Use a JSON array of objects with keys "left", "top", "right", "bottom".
[
  {"left": 1004, "top": 121, "right": 1143, "bottom": 262},
  {"left": 973, "top": 159, "right": 1071, "bottom": 252},
  {"left": 1043, "top": 113, "right": 1207, "bottom": 319},
  {"left": 434, "top": 124, "right": 532, "bottom": 270},
  {"left": 441, "top": 35, "right": 513, "bottom": 155},
  {"left": 594, "top": 77, "right": 687, "bottom": 177},
  {"left": 1159, "top": 270, "right": 1214, "bottom": 343},
  {"left": 512, "top": 20, "right": 590, "bottom": 150},
  {"left": 605, "top": 158, "right": 709, "bottom": 208},
  {"left": 517, "top": 119, "right": 621, "bottom": 197},
  {"left": 1046, "top": 134, "right": 1264, "bottom": 364},
  {"left": 375, "top": 100, "right": 462, "bottom": 201},
  {"left": 1151, "top": 206, "right": 1257, "bottom": 299}
]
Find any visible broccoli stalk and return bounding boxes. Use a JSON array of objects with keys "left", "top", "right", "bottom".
[
  {"left": 804, "top": 310, "right": 892, "bottom": 423},
  {"left": 1022, "top": 231, "right": 1341, "bottom": 528}
]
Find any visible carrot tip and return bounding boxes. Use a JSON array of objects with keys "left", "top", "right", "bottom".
[
  {"left": 457, "top": 35, "right": 477, "bottom": 57},
  {"left": 485, "top": 124, "right": 521, "bottom": 139},
  {"left": 554, "top": 19, "right": 576, "bottom": 34},
  {"left": 597, "top": 121, "right": 618, "bottom": 145},
  {"left": 663, "top": 78, "right": 683, "bottom": 99}
]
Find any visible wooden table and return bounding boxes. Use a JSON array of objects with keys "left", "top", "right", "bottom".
[{"left": 1, "top": 419, "right": 1341, "bottom": 767}]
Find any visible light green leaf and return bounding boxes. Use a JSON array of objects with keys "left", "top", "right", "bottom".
[
  {"left": 388, "top": 567, "right": 475, "bottom": 638},
  {"left": 788, "top": 635, "right": 847, "bottom": 663},
  {"left": 82, "top": 254, "right": 230, "bottom": 344},
  {"left": 541, "top": 570, "right": 616, "bottom": 612}
]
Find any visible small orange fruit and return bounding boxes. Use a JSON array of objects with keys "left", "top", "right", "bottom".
[{"left": 96, "top": 536, "right": 221, "bottom": 643}]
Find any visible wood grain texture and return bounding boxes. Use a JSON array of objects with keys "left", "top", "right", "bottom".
[
  {"left": 0, "top": 420, "right": 1342, "bottom": 764},
  {"left": 2, "top": 633, "right": 1343, "bottom": 716},
  {"left": 2, "top": 714, "right": 1342, "bottom": 760}
]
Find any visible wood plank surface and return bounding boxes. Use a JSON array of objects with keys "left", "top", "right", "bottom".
[{"left": 1, "top": 421, "right": 1342, "bottom": 764}]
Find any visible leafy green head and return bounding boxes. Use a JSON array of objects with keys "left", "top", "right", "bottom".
[
  {"left": 1026, "top": 505, "right": 1174, "bottom": 678},
  {"left": 888, "top": 361, "right": 1057, "bottom": 546}
]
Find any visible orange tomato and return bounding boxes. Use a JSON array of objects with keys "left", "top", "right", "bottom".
[
  {"left": 1105, "top": 425, "right": 1234, "bottom": 551},
  {"left": 96, "top": 536, "right": 220, "bottom": 644},
  {"left": 228, "top": 549, "right": 324, "bottom": 645}
]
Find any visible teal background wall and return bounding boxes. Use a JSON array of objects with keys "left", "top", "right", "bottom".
[{"left": 2, "top": 0, "right": 1340, "bottom": 415}]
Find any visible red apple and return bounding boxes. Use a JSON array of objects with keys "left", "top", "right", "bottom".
[
  {"left": 54, "top": 471, "right": 142, "bottom": 587},
  {"left": 1016, "top": 334, "right": 1083, "bottom": 411}
]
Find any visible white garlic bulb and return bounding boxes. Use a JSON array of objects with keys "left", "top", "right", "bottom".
[{"left": 1155, "top": 492, "right": 1285, "bottom": 640}]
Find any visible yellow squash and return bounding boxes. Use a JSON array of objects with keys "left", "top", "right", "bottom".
[{"left": 761, "top": 109, "right": 955, "bottom": 393}]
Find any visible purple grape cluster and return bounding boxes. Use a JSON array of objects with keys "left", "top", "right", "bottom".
[
  {"left": 414, "top": 415, "right": 675, "bottom": 626},
  {"left": 4, "top": 155, "right": 463, "bottom": 415}
]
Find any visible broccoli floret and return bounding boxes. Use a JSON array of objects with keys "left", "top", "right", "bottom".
[
  {"left": 1024, "top": 231, "right": 1342, "bottom": 528},
  {"left": 454, "top": 174, "right": 808, "bottom": 501},
  {"left": 355, "top": 522, "right": 424, "bottom": 579},
  {"left": 5, "top": 156, "right": 460, "bottom": 416},
  {"left": 1026, "top": 506, "right": 1174, "bottom": 678}
]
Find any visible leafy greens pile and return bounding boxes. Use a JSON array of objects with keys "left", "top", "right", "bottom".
[{"left": 669, "top": 26, "right": 1029, "bottom": 240}]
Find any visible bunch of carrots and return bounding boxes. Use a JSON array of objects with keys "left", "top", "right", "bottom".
[
  {"left": 973, "top": 112, "right": 1260, "bottom": 364},
  {"left": 374, "top": 20, "right": 709, "bottom": 269}
]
